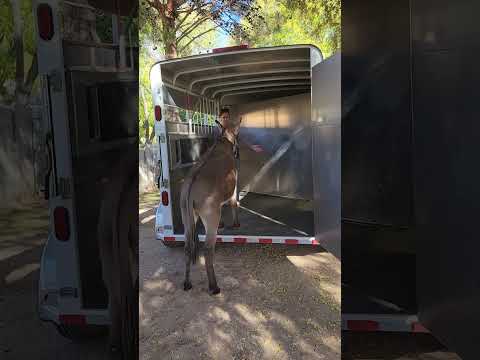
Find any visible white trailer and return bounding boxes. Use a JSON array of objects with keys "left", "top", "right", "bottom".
[
  {"left": 150, "top": 45, "right": 341, "bottom": 256},
  {"left": 34, "top": 0, "right": 138, "bottom": 337}
]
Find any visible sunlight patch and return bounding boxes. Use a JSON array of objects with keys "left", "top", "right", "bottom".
[{"left": 5, "top": 263, "right": 40, "bottom": 284}]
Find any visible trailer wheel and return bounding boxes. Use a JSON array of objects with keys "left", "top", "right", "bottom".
[
  {"left": 55, "top": 324, "right": 108, "bottom": 341},
  {"left": 161, "top": 240, "right": 184, "bottom": 248}
]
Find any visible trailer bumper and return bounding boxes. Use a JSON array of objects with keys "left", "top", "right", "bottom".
[
  {"left": 158, "top": 234, "right": 320, "bottom": 245},
  {"left": 342, "top": 314, "right": 429, "bottom": 333}
]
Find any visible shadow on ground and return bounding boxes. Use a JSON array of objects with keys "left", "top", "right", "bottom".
[
  {"left": 0, "top": 200, "right": 108, "bottom": 359},
  {"left": 139, "top": 206, "right": 341, "bottom": 360}
]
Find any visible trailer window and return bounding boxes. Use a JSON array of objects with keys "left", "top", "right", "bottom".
[
  {"left": 97, "top": 82, "right": 138, "bottom": 141},
  {"left": 178, "top": 138, "right": 213, "bottom": 164}
]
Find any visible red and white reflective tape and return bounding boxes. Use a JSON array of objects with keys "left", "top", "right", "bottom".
[
  {"left": 342, "top": 314, "right": 429, "bottom": 333},
  {"left": 160, "top": 234, "right": 320, "bottom": 245},
  {"left": 57, "top": 312, "right": 110, "bottom": 326}
]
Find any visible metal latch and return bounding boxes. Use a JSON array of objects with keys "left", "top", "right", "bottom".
[{"left": 161, "top": 179, "right": 169, "bottom": 188}]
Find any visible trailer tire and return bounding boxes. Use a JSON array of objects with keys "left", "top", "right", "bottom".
[
  {"left": 161, "top": 240, "right": 184, "bottom": 248},
  {"left": 55, "top": 324, "right": 108, "bottom": 341}
]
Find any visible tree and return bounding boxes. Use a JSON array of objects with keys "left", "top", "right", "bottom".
[
  {"left": 138, "top": 0, "right": 223, "bottom": 145},
  {"left": 241, "top": 0, "right": 340, "bottom": 58},
  {"left": 141, "top": 0, "right": 261, "bottom": 58},
  {"left": 0, "top": 0, "right": 37, "bottom": 106}
]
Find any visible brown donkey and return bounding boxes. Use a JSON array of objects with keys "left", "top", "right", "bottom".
[{"left": 180, "top": 108, "right": 241, "bottom": 295}]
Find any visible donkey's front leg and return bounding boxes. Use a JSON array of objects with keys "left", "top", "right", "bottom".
[
  {"left": 228, "top": 185, "right": 240, "bottom": 229},
  {"left": 230, "top": 199, "right": 240, "bottom": 228}
]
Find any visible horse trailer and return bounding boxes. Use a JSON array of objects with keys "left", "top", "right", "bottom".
[
  {"left": 150, "top": 45, "right": 341, "bottom": 257},
  {"left": 34, "top": 0, "right": 138, "bottom": 336}
]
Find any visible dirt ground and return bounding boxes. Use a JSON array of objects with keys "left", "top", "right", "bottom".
[
  {"left": 139, "top": 192, "right": 341, "bottom": 360},
  {"left": 139, "top": 192, "right": 464, "bottom": 360},
  {"left": 0, "top": 200, "right": 107, "bottom": 360},
  {"left": 0, "top": 192, "right": 464, "bottom": 360}
]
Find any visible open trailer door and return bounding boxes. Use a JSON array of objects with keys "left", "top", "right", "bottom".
[
  {"left": 413, "top": 1, "right": 480, "bottom": 358},
  {"left": 311, "top": 52, "right": 341, "bottom": 259}
]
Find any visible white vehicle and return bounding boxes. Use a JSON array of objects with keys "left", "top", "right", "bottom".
[
  {"left": 34, "top": 0, "right": 138, "bottom": 337},
  {"left": 150, "top": 45, "right": 341, "bottom": 253}
]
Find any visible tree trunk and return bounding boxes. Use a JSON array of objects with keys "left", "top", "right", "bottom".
[
  {"left": 11, "top": 0, "right": 24, "bottom": 98},
  {"left": 11, "top": 0, "right": 25, "bottom": 141},
  {"left": 164, "top": 0, "right": 178, "bottom": 58}
]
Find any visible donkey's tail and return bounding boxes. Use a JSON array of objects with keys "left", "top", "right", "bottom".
[{"left": 180, "top": 177, "right": 199, "bottom": 265}]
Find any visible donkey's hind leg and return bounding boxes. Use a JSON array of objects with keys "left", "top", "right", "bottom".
[
  {"left": 200, "top": 207, "right": 221, "bottom": 295},
  {"left": 184, "top": 212, "right": 198, "bottom": 291}
]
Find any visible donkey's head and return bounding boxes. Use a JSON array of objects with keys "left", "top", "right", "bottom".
[{"left": 219, "top": 108, "right": 241, "bottom": 138}]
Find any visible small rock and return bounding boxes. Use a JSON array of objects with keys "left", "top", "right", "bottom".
[{"left": 223, "top": 276, "right": 240, "bottom": 288}]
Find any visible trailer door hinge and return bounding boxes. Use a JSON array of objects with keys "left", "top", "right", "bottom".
[
  {"left": 159, "top": 134, "right": 166, "bottom": 143},
  {"left": 59, "top": 287, "right": 78, "bottom": 298},
  {"left": 161, "top": 179, "right": 169, "bottom": 188}
]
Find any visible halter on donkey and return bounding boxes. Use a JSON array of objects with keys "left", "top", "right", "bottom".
[{"left": 180, "top": 109, "right": 241, "bottom": 295}]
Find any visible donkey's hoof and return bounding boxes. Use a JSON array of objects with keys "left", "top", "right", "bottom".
[
  {"left": 208, "top": 286, "right": 221, "bottom": 295},
  {"left": 183, "top": 281, "right": 192, "bottom": 291}
]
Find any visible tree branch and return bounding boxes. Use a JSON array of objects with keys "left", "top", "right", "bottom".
[
  {"left": 176, "top": 15, "right": 211, "bottom": 42},
  {"left": 174, "top": 5, "right": 198, "bottom": 32},
  {"left": 178, "top": 25, "right": 220, "bottom": 53}
]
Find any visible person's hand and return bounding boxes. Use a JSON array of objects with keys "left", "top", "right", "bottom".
[{"left": 250, "top": 145, "right": 263, "bottom": 153}]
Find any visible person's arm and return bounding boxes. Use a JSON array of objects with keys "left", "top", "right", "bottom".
[{"left": 238, "top": 136, "right": 264, "bottom": 153}]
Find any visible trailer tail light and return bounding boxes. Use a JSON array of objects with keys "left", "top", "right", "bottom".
[
  {"left": 37, "top": 4, "right": 54, "bottom": 41},
  {"left": 346, "top": 320, "right": 379, "bottom": 331},
  {"left": 154, "top": 105, "right": 162, "bottom": 121},
  {"left": 161, "top": 191, "right": 169, "bottom": 206},
  {"left": 54, "top": 207, "right": 70, "bottom": 241}
]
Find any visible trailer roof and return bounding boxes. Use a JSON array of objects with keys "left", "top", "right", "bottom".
[{"left": 152, "top": 45, "right": 322, "bottom": 105}]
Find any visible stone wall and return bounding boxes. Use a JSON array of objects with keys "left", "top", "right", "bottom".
[
  {"left": 0, "top": 104, "right": 46, "bottom": 209},
  {"left": 139, "top": 143, "right": 159, "bottom": 194}
]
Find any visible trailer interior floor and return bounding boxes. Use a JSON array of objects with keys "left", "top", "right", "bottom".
[{"left": 175, "top": 193, "right": 314, "bottom": 237}]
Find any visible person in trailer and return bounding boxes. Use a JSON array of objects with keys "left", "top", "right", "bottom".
[{"left": 214, "top": 108, "right": 263, "bottom": 229}]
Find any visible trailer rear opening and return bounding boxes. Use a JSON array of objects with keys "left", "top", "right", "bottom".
[{"left": 151, "top": 45, "right": 340, "bottom": 254}]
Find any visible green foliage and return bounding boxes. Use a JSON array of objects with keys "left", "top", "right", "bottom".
[
  {"left": 138, "top": 1, "right": 221, "bottom": 144},
  {"left": 139, "top": 49, "right": 155, "bottom": 145},
  {"left": 243, "top": 0, "right": 340, "bottom": 58},
  {"left": 0, "top": 0, "right": 36, "bottom": 104}
]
